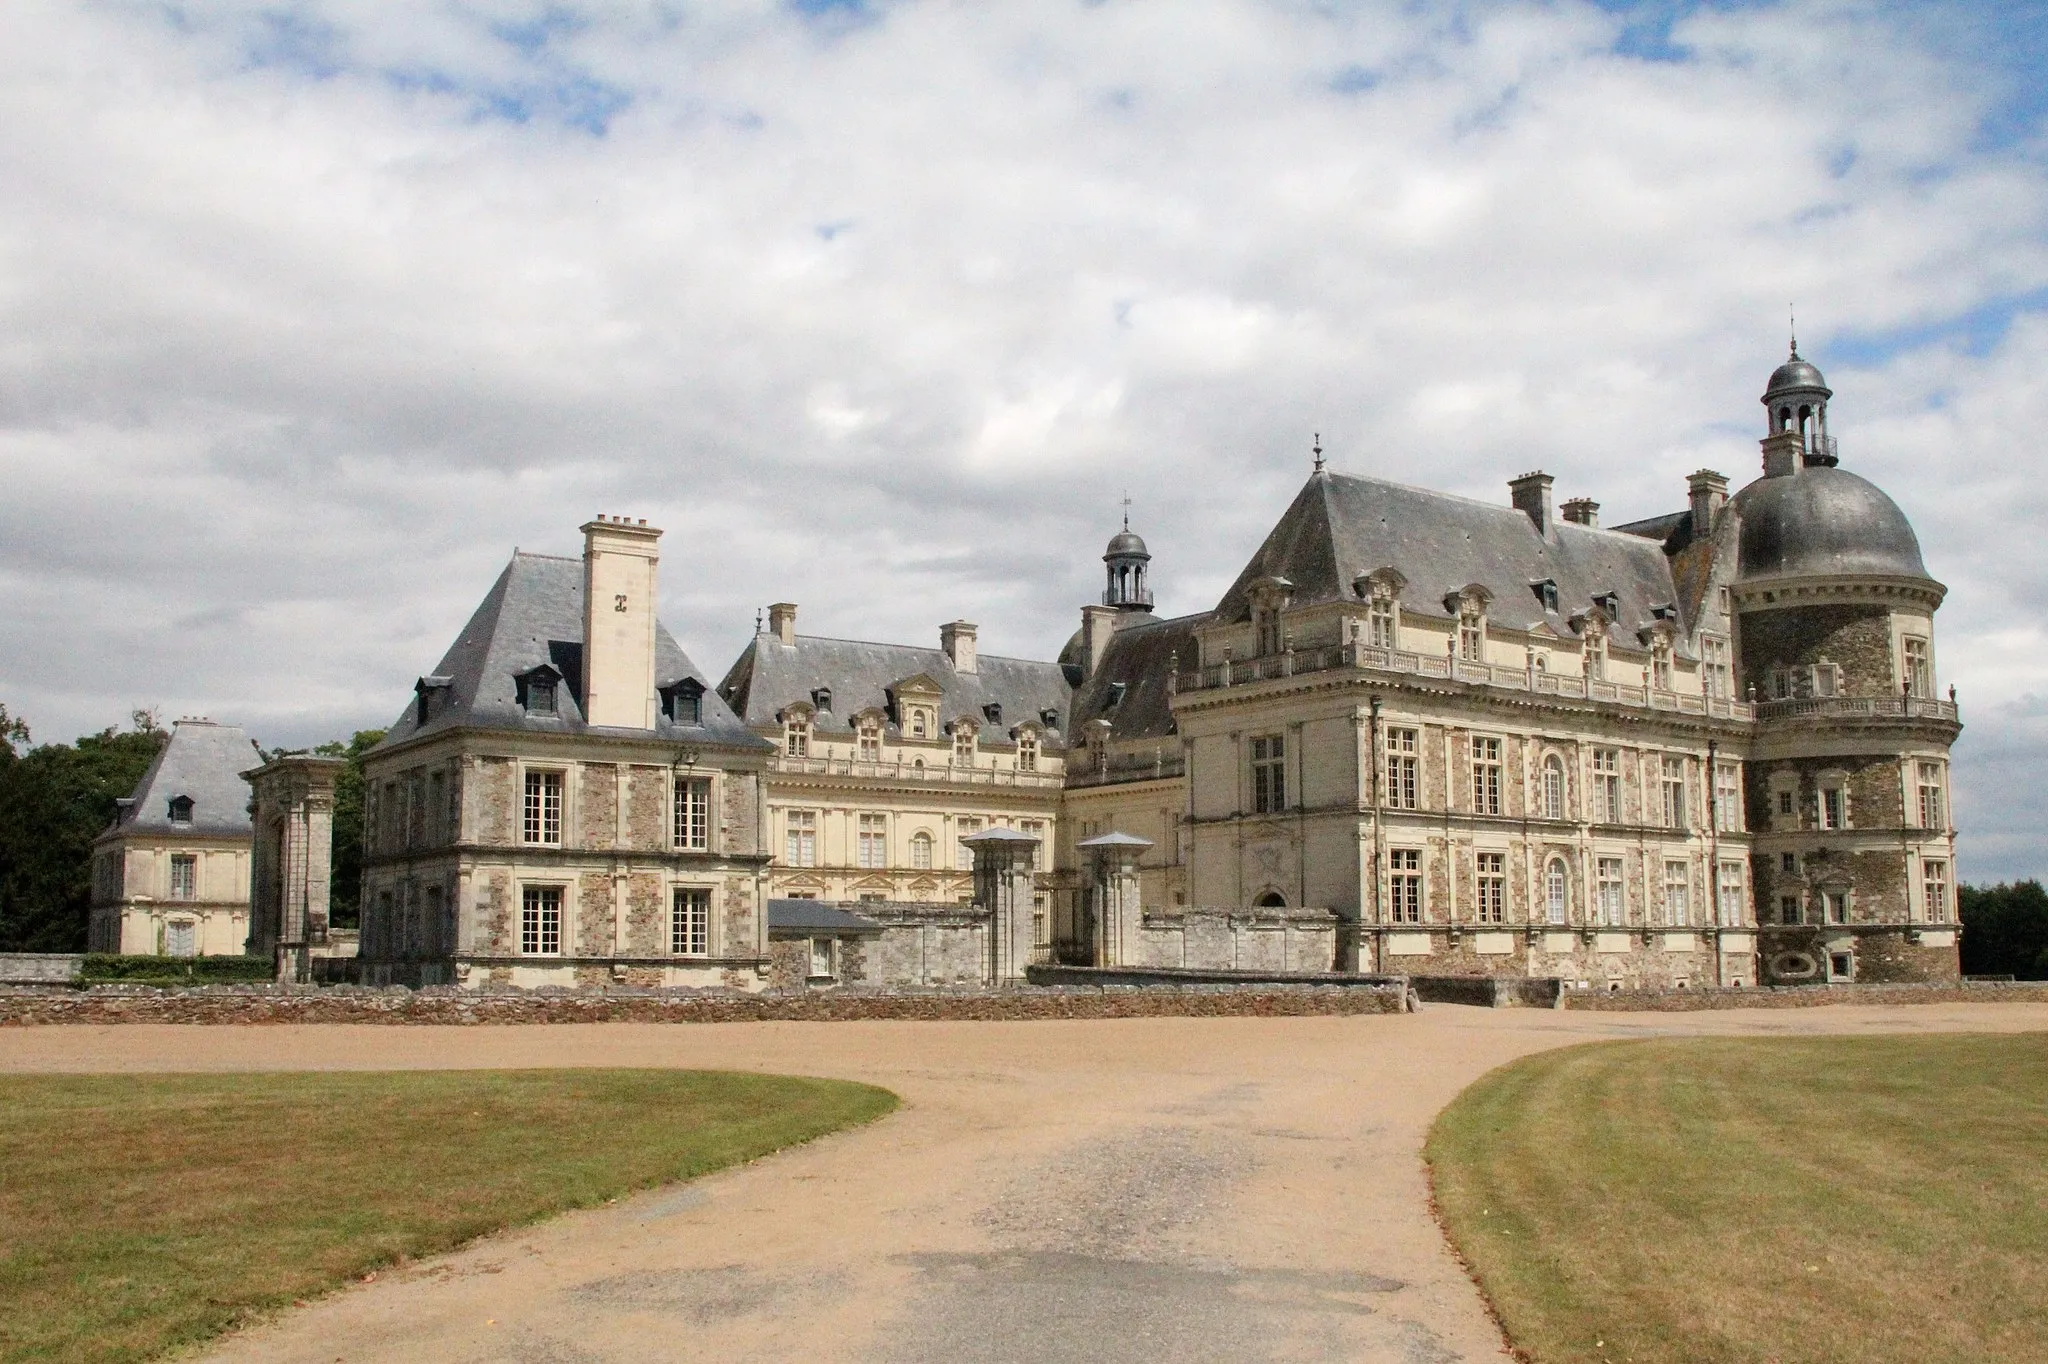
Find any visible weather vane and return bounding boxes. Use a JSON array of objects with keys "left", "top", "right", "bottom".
[
  {"left": 1120, "top": 489, "right": 1132, "bottom": 531},
  {"left": 1312, "top": 432, "right": 1324, "bottom": 474}
]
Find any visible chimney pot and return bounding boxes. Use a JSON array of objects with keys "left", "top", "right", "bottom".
[
  {"left": 767, "top": 602, "right": 798, "bottom": 647},
  {"left": 1560, "top": 497, "right": 1600, "bottom": 528},
  {"left": 941, "top": 620, "right": 979, "bottom": 674},
  {"left": 1687, "top": 469, "right": 1730, "bottom": 536},
  {"left": 1508, "top": 471, "right": 1555, "bottom": 534}
]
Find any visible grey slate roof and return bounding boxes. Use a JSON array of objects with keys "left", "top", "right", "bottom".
[
  {"left": 1068, "top": 612, "right": 1204, "bottom": 743},
  {"left": 719, "top": 633, "right": 1071, "bottom": 745},
  {"left": 378, "top": 552, "right": 767, "bottom": 752},
  {"left": 1732, "top": 465, "right": 1931, "bottom": 584},
  {"left": 766, "top": 900, "right": 884, "bottom": 935},
  {"left": 1212, "top": 471, "right": 1680, "bottom": 643},
  {"left": 107, "top": 720, "right": 259, "bottom": 838}
]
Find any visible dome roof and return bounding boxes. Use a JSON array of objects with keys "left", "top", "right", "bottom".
[
  {"left": 1105, "top": 529, "right": 1150, "bottom": 559},
  {"left": 1733, "top": 465, "right": 1928, "bottom": 582},
  {"left": 1765, "top": 354, "right": 1829, "bottom": 395}
]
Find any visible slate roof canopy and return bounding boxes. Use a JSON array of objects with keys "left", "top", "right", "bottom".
[
  {"left": 105, "top": 720, "right": 259, "bottom": 839},
  {"left": 377, "top": 552, "right": 766, "bottom": 752}
]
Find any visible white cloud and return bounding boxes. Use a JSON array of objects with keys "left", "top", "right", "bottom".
[{"left": 2, "top": 0, "right": 2046, "bottom": 874}]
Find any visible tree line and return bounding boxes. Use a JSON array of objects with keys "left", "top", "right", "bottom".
[{"left": 0, "top": 703, "right": 380, "bottom": 952}]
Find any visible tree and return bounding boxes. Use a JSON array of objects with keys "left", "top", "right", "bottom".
[
  {"left": 0, "top": 710, "right": 167, "bottom": 952},
  {"left": 1958, "top": 881, "right": 2048, "bottom": 980},
  {"left": 313, "top": 730, "right": 384, "bottom": 929}
]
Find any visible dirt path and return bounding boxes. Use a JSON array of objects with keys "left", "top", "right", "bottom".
[{"left": 6, "top": 1002, "right": 2045, "bottom": 1363}]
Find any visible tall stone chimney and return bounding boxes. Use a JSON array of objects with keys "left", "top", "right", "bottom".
[
  {"left": 1760, "top": 429, "right": 1805, "bottom": 479},
  {"left": 1560, "top": 497, "right": 1600, "bottom": 528},
  {"left": 941, "top": 620, "right": 978, "bottom": 674},
  {"left": 581, "top": 516, "right": 662, "bottom": 730},
  {"left": 1509, "top": 472, "right": 1554, "bottom": 534},
  {"left": 1688, "top": 470, "right": 1730, "bottom": 537},
  {"left": 1081, "top": 604, "right": 1117, "bottom": 678},
  {"left": 767, "top": 602, "right": 798, "bottom": 646}
]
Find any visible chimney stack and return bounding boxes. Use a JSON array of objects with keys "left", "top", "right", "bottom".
[
  {"left": 581, "top": 515, "right": 662, "bottom": 730},
  {"left": 1687, "top": 470, "right": 1730, "bottom": 537},
  {"left": 767, "top": 602, "right": 798, "bottom": 646},
  {"left": 1509, "top": 472, "right": 1554, "bottom": 534},
  {"left": 1080, "top": 604, "right": 1117, "bottom": 679},
  {"left": 941, "top": 620, "right": 978, "bottom": 674},
  {"left": 1760, "top": 429, "right": 1805, "bottom": 479},
  {"left": 1560, "top": 497, "right": 1600, "bottom": 528}
]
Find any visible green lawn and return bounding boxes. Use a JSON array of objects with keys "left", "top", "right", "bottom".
[
  {"left": 1428, "top": 1034, "right": 2048, "bottom": 1364},
  {"left": 0, "top": 1069, "right": 897, "bottom": 1364}
]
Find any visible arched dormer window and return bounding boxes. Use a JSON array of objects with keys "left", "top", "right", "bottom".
[
  {"left": 1543, "top": 755, "right": 1566, "bottom": 821},
  {"left": 1016, "top": 728, "right": 1040, "bottom": 772},
  {"left": 909, "top": 708, "right": 929, "bottom": 739},
  {"left": 951, "top": 721, "right": 976, "bottom": 766},
  {"left": 1248, "top": 576, "right": 1295, "bottom": 657},
  {"left": 1545, "top": 858, "right": 1569, "bottom": 924},
  {"left": 782, "top": 707, "right": 812, "bottom": 758},
  {"left": 1444, "top": 585, "right": 1491, "bottom": 664},
  {"left": 856, "top": 716, "right": 882, "bottom": 761},
  {"left": 1352, "top": 568, "right": 1405, "bottom": 650}
]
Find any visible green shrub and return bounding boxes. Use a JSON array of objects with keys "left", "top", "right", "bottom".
[{"left": 78, "top": 954, "right": 272, "bottom": 985}]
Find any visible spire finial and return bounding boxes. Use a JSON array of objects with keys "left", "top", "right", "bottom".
[
  {"left": 1120, "top": 489, "right": 1131, "bottom": 531},
  {"left": 1312, "top": 432, "right": 1325, "bottom": 474},
  {"left": 755, "top": 606, "right": 764, "bottom": 635},
  {"left": 1789, "top": 304, "right": 1798, "bottom": 358}
]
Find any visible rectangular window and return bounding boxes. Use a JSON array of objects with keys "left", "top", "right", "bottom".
[
  {"left": 1917, "top": 762, "right": 1944, "bottom": 829},
  {"left": 1922, "top": 858, "right": 1950, "bottom": 922},
  {"left": 520, "top": 885, "right": 562, "bottom": 954},
  {"left": 858, "top": 724, "right": 881, "bottom": 760},
  {"left": 1458, "top": 618, "right": 1485, "bottom": 662},
  {"left": 808, "top": 936, "right": 836, "bottom": 980},
  {"left": 1715, "top": 764, "right": 1742, "bottom": 833},
  {"left": 1384, "top": 727, "right": 1419, "bottom": 810},
  {"left": 1717, "top": 861, "right": 1745, "bottom": 926},
  {"left": 785, "top": 721, "right": 809, "bottom": 757},
  {"left": 1651, "top": 646, "right": 1674, "bottom": 690},
  {"left": 1367, "top": 598, "right": 1396, "bottom": 648},
  {"left": 1782, "top": 851, "right": 1798, "bottom": 874},
  {"left": 1020, "top": 820, "right": 1047, "bottom": 871},
  {"left": 1824, "top": 889, "right": 1850, "bottom": 925},
  {"left": 955, "top": 817, "right": 982, "bottom": 870},
  {"left": 857, "top": 813, "right": 888, "bottom": 869},
  {"left": 1476, "top": 853, "right": 1505, "bottom": 924},
  {"left": 1904, "top": 637, "right": 1931, "bottom": 698},
  {"left": 1250, "top": 734, "right": 1287, "bottom": 814},
  {"left": 1018, "top": 735, "right": 1039, "bottom": 771},
  {"left": 1819, "top": 784, "right": 1846, "bottom": 831},
  {"left": 954, "top": 728, "right": 975, "bottom": 764},
  {"left": 1597, "top": 857, "right": 1625, "bottom": 926},
  {"left": 1592, "top": 749, "right": 1622, "bottom": 823},
  {"left": 168, "top": 854, "right": 197, "bottom": 900},
  {"left": 523, "top": 770, "right": 563, "bottom": 846},
  {"left": 1663, "top": 861, "right": 1690, "bottom": 927},
  {"left": 671, "top": 887, "right": 709, "bottom": 956},
  {"left": 1661, "top": 756, "right": 1688, "bottom": 830},
  {"left": 1701, "top": 636, "right": 1730, "bottom": 698},
  {"left": 1389, "top": 849, "right": 1422, "bottom": 923},
  {"left": 165, "top": 921, "right": 196, "bottom": 957},
  {"left": 1471, "top": 736, "right": 1502, "bottom": 816},
  {"left": 1585, "top": 635, "right": 1607, "bottom": 681},
  {"left": 673, "top": 777, "right": 710, "bottom": 851},
  {"left": 1780, "top": 895, "right": 1803, "bottom": 927},
  {"left": 785, "top": 810, "right": 818, "bottom": 867}
]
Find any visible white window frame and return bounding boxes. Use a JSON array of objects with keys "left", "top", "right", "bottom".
[
  {"left": 1388, "top": 848, "right": 1422, "bottom": 923},
  {"left": 1662, "top": 860, "right": 1690, "bottom": 927},
  {"left": 671, "top": 886, "right": 710, "bottom": 956},
  {"left": 522, "top": 769, "right": 564, "bottom": 847},
  {"left": 1471, "top": 736, "right": 1502, "bottom": 816},
  {"left": 856, "top": 812, "right": 888, "bottom": 870},
  {"left": 1251, "top": 734, "right": 1287, "bottom": 814},
  {"left": 168, "top": 854, "right": 197, "bottom": 901},
  {"left": 784, "top": 809, "right": 818, "bottom": 867},
  {"left": 784, "top": 717, "right": 810, "bottom": 757},
  {"left": 808, "top": 936, "right": 837, "bottom": 981},
  {"left": 1476, "top": 852, "right": 1506, "bottom": 924},
  {"left": 1714, "top": 763, "right": 1742, "bottom": 833},
  {"left": 1367, "top": 596, "right": 1397, "bottom": 648},
  {"left": 1903, "top": 636, "right": 1932, "bottom": 698},
  {"left": 673, "top": 775, "right": 711, "bottom": 852},
  {"left": 1545, "top": 859, "right": 1569, "bottom": 925},
  {"left": 1597, "top": 856, "right": 1625, "bottom": 926},
  {"left": 520, "top": 884, "right": 564, "bottom": 955},
  {"left": 1384, "top": 727, "right": 1419, "bottom": 810},
  {"left": 1916, "top": 762, "right": 1945, "bottom": 830},
  {"left": 910, "top": 829, "right": 934, "bottom": 870},
  {"left": 1717, "top": 861, "right": 1745, "bottom": 926},
  {"left": 1542, "top": 755, "right": 1566, "bottom": 821},
  {"left": 1922, "top": 858, "right": 1950, "bottom": 922},
  {"left": 1661, "top": 756, "right": 1688, "bottom": 831},
  {"left": 1592, "top": 749, "right": 1622, "bottom": 823},
  {"left": 954, "top": 817, "right": 982, "bottom": 870}
]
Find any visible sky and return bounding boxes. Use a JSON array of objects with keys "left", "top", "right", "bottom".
[{"left": 2, "top": 0, "right": 2045, "bottom": 879}]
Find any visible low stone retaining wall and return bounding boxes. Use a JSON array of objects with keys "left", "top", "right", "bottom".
[
  {"left": 1410, "top": 975, "right": 1565, "bottom": 1008},
  {"left": 1563, "top": 979, "right": 2048, "bottom": 1011},
  {"left": 0, "top": 980, "right": 1409, "bottom": 1026},
  {"left": 1027, "top": 963, "right": 1406, "bottom": 991}
]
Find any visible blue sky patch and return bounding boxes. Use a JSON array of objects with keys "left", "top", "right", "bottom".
[{"left": 1829, "top": 286, "right": 2048, "bottom": 366}]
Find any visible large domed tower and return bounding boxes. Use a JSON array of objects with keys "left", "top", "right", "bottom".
[{"left": 1732, "top": 344, "right": 1962, "bottom": 985}]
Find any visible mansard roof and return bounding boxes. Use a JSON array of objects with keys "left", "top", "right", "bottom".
[
  {"left": 719, "top": 632, "right": 1070, "bottom": 743},
  {"left": 379, "top": 552, "right": 763, "bottom": 751},
  {"left": 105, "top": 719, "right": 259, "bottom": 839},
  {"left": 1213, "top": 470, "right": 1680, "bottom": 641}
]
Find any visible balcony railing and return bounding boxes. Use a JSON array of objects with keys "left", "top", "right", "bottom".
[
  {"left": 1754, "top": 695, "right": 1958, "bottom": 723},
  {"left": 768, "top": 755, "right": 1065, "bottom": 787},
  {"left": 1174, "top": 643, "right": 1754, "bottom": 720},
  {"left": 1065, "top": 752, "right": 1187, "bottom": 789}
]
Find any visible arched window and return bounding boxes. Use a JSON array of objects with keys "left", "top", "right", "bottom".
[
  {"left": 1545, "top": 859, "right": 1569, "bottom": 924},
  {"left": 910, "top": 831, "right": 934, "bottom": 870},
  {"left": 1255, "top": 890, "right": 1287, "bottom": 908},
  {"left": 1543, "top": 755, "right": 1566, "bottom": 821}
]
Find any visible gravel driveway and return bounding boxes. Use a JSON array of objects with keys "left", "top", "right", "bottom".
[{"left": 5, "top": 1001, "right": 2044, "bottom": 1363}]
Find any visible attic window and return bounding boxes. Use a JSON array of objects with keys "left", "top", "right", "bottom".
[
  {"left": 661, "top": 679, "right": 704, "bottom": 725},
  {"left": 811, "top": 687, "right": 832, "bottom": 712},
  {"left": 1650, "top": 603, "right": 1677, "bottom": 621},
  {"left": 983, "top": 703, "right": 1003, "bottom": 725},
  {"left": 1593, "top": 592, "right": 1620, "bottom": 618},
  {"left": 1107, "top": 681, "right": 1128, "bottom": 707},
  {"left": 526, "top": 674, "right": 558, "bottom": 715},
  {"left": 167, "top": 795, "right": 194, "bottom": 825},
  {"left": 1531, "top": 579, "right": 1559, "bottom": 614},
  {"left": 1040, "top": 707, "right": 1059, "bottom": 728}
]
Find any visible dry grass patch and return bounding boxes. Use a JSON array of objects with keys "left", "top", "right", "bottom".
[
  {"left": 0, "top": 1068, "right": 897, "bottom": 1364},
  {"left": 1428, "top": 1033, "right": 2048, "bottom": 1364}
]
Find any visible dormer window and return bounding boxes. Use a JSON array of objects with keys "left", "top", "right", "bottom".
[
  {"left": 660, "top": 679, "right": 704, "bottom": 725},
  {"left": 414, "top": 674, "right": 453, "bottom": 727},
  {"left": 910, "top": 708, "right": 929, "bottom": 739},
  {"left": 1585, "top": 631, "right": 1607, "bottom": 681},
  {"left": 1593, "top": 592, "right": 1621, "bottom": 619},
  {"left": 1651, "top": 641, "right": 1674, "bottom": 690},
  {"left": 811, "top": 686, "right": 832, "bottom": 712},
  {"left": 857, "top": 719, "right": 881, "bottom": 760},
  {"left": 515, "top": 666, "right": 562, "bottom": 716},
  {"left": 1017, "top": 731, "right": 1039, "bottom": 772},
  {"left": 1040, "top": 707, "right": 1059, "bottom": 729},
  {"left": 784, "top": 712, "right": 811, "bottom": 757},
  {"left": 167, "top": 795, "right": 194, "bottom": 825},
  {"left": 1106, "top": 681, "right": 1128, "bottom": 707},
  {"left": 1458, "top": 613, "right": 1485, "bottom": 662},
  {"left": 952, "top": 723, "right": 976, "bottom": 765},
  {"left": 982, "top": 703, "right": 1002, "bottom": 726},
  {"left": 1531, "top": 579, "right": 1559, "bottom": 614},
  {"left": 1367, "top": 596, "right": 1397, "bottom": 648}
]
